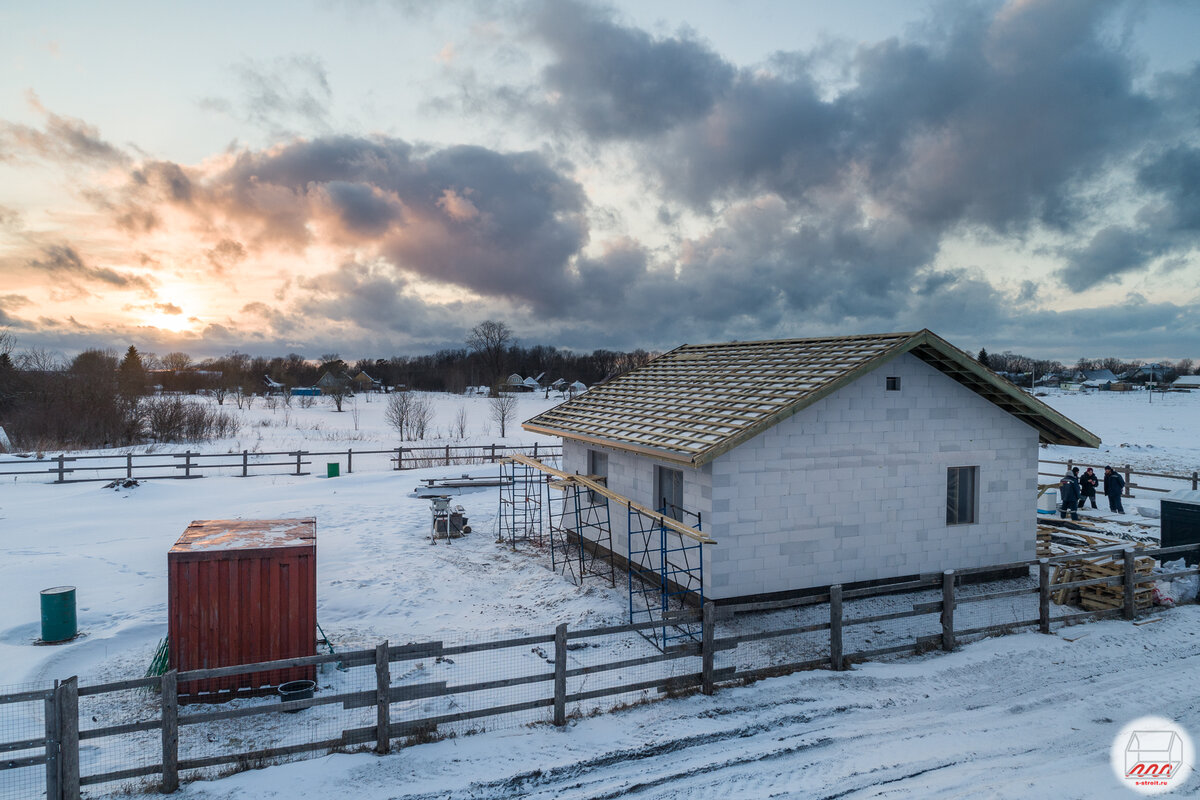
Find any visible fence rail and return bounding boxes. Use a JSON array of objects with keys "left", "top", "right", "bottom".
[
  {"left": 1038, "top": 458, "right": 1198, "bottom": 495},
  {"left": 0, "top": 443, "right": 561, "bottom": 484},
  {"left": 6, "top": 541, "right": 1198, "bottom": 800}
]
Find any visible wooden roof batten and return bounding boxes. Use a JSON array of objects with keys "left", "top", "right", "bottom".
[
  {"left": 504, "top": 454, "right": 714, "bottom": 544},
  {"left": 523, "top": 329, "right": 1101, "bottom": 465}
]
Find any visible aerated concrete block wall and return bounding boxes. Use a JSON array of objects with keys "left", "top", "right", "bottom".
[
  {"left": 706, "top": 353, "right": 1038, "bottom": 600},
  {"left": 560, "top": 440, "right": 712, "bottom": 565}
]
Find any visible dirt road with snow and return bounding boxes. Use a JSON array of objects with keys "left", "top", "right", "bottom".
[{"left": 179, "top": 607, "right": 1200, "bottom": 800}]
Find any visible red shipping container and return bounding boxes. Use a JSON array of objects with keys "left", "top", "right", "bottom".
[{"left": 168, "top": 518, "right": 317, "bottom": 702}]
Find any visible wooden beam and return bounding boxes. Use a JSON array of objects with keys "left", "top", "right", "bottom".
[{"left": 505, "top": 454, "right": 715, "bottom": 544}]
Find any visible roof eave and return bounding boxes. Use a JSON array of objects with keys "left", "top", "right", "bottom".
[{"left": 521, "top": 422, "right": 699, "bottom": 466}]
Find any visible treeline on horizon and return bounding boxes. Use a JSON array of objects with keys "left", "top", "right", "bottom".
[
  {"left": 1, "top": 320, "right": 1197, "bottom": 452},
  {"left": 0, "top": 322, "right": 654, "bottom": 450}
]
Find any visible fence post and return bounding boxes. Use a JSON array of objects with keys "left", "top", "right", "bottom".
[
  {"left": 829, "top": 584, "right": 843, "bottom": 671},
  {"left": 347, "top": 448, "right": 353, "bottom": 475},
  {"left": 445, "top": 444, "right": 451, "bottom": 466},
  {"left": 533, "top": 442, "right": 539, "bottom": 460},
  {"left": 294, "top": 451, "right": 302, "bottom": 476},
  {"left": 57, "top": 677, "right": 79, "bottom": 800},
  {"left": 941, "top": 571, "right": 956, "bottom": 652},
  {"left": 242, "top": 450, "right": 248, "bottom": 478},
  {"left": 183, "top": 451, "right": 193, "bottom": 479},
  {"left": 1123, "top": 464, "right": 1132, "bottom": 497},
  {"left": 161, "top": 670, "right": 178, "bottom": 793},
  {"left": 1123, "top": 548, "right": 1136, "bottom": 620},
  {"left": 395, "top": 448, "right": 403, "bottom": 471},
  {"left": 1192, "top": 471, "right": 1198, "bottom": 491},
  {"left": 490, "top": 443, "right": 497, "bottom": 463},
  {"left": 375, "top": 641, "right": 391, "bottom": 754},
  {"left": 554, "top": 623, "right": 567, "bottom": 726},
  {"left": 701, "top": 602, "right": 715, "bottom": 695},
  {"left": 126, "top": 453, "right": 133, "bottom": 480},
  {"left": 44, "top": 686, "right": 60, "bottom": 800},
  {"left": 56, "top": 454, "right": 66, "bottom": 483},
  {"left": 1038, "top": 559, "right": 1051, "bottom": 634}
]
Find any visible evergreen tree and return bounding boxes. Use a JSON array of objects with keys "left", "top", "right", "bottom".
[
  {"left": 118, "top": 345, "right": 145, "bottom": 400},
  {"left": 977, "top": 348, "right": 990, "bottom": 369}
]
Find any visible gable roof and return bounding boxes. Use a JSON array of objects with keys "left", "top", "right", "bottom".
[{"left": 523, "top": 329, "right": 1100, "bottom": 466}]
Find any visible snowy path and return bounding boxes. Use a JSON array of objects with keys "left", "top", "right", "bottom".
[{"left": 177, "top": 608, "right": 1200, "bottom": 800}]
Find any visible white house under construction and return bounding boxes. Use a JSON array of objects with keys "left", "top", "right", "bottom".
[{"left": 520, "top": 329, "right": 1100, "bottom": 605}]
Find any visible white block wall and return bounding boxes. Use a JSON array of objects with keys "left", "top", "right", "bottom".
[
  {"left": 560, "top": 440, "right": 712, "bottom": 566},
  {"left": 707, "top": 353, "right": 1038, "bottom": 599},
  {"left": 557, "top": 352, "right": 1038, "bottom": 601}
]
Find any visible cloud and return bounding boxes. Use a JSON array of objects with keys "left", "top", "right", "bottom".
[
  {"left": 526, "top": 0, "right": 734, "bottom": 139},
  {"left": 105, "top": 135, "right": 589, "bottom": 308},
  {"left": 26, "top": 245, "right": 154, "bottom": 294},
  {"left": 206, "top": 239, "right": 247, "bottom": 273},
  {"left": 0, "top": 92, "right": 129, "bottom": 167},
  {"left": 155, "top": 302, "right": 182, "bottom": 315},
  {"left": 201, "top": 55, "right": 333, "bottom": 138}
]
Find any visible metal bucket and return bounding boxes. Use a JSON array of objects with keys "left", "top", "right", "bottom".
[{"left": 40, "top": 586, "right": 77, "bottom": 643}]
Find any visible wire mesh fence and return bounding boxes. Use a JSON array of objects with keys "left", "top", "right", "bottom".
[
  {"left": 13, "top": 545, "right": 1199, "bottom": 799},
  {"left": 0, "top": 683, "right": 51, "bottom": 800}
]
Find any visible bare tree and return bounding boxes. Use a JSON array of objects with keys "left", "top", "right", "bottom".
[
  {"left": 489, "top": 391, "right": 518, "bottom": 438},
  {"left": 0, "top": 328, "right": 15, "bottom": 358},
  {"left": 466, "top": 320, "right": 513, "bottom": 395},
  {"left": 385, "top": 391, "right": 414, "bottom": 439},
  {"left": 161, "top": 351, "right": 192, "bottom": 371},
  {"left": 453, "top": 405, "right": 469, "bottom": 438},
  {"left": 410, "top": 393, "right": 434, "bottom": 439},
  {"left": 326, "top": 381, "right": 351, "bottom": 412}
]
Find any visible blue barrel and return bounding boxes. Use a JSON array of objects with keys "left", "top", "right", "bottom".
[{"left": 40, "top": 586, "right": 77, "bottom": 643}]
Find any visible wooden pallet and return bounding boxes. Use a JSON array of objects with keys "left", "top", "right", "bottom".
[{"left": 1051, "top": 553, "right": 1155, "bottom": 610}]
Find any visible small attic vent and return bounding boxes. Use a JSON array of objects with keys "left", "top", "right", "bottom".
[{"left": 886, "top": 376, "right": 901, "bottom": 391}]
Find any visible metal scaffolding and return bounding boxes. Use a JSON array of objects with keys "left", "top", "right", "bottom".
[
  {"left": 627, "top": 502, "right": 704, "bottom": 651},
  {"left": 497, "top": 458, "right": 546, "bottom": 546},
  {"left": 548, "top": 479, "right": 615, "bottom": 588},
  {"left": 501, "top": 455, "right": 712, "bottom": 652}
]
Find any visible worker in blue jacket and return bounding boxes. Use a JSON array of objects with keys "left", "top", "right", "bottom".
[
  {"left": 1058, "top": 473, "right": 1080, "bottom": 521},
  {"left": 1103, "top": 466, "right": 1125, "bottom": 513}
]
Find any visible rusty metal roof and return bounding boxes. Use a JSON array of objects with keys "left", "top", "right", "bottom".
[{"left": 523, "top": 329, "right": 1100, "bottom": 465}]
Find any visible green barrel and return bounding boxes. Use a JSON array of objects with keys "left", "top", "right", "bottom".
[
  {"left": 326, "top": 462, "right": 340, "bottom": 478},
  {"left": 40, "top": 586, "right": 77, "bottom": 643}
]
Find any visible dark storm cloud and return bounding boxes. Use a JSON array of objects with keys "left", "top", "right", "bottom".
[
  {"left": 0, "top": 93, "right": 129, "bottom": 166},
  {"left": 1138, "top": 146, "right": 1200, "bottom": 233},
  {"left": 1058, "top": 144, "right": 1200, "bottom": 286},
  {"left": 26, "top": 245, "right": 154, "bottom": 293},
  {"left": 528, "top": 0, "right": 734, "bottom": 138},
  {"left": 507, "top": 0, "right": 1196, "bottom": 321}
]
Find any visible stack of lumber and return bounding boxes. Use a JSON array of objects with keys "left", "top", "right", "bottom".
[
  {"left": 1051, "top": 553, "right": 1155, "bottom": 611},
  {"left": 1078, "top": 555, "right": 1155, "bottom": 612},
  {"left": 1036, "top": 527, "right": 1052, "bottom": 558}
]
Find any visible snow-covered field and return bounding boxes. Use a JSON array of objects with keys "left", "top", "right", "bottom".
[{"left": 1, "top": 387, "right": 1198, "bottom": 798}]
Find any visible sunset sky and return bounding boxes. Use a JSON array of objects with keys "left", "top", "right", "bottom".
[{"left": 2, "top": 0, "right": 1199, "bottom": 362}]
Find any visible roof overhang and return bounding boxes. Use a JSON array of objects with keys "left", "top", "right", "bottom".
[{"left": 524, "top": 328, "right": 1100, "bottom": 464}]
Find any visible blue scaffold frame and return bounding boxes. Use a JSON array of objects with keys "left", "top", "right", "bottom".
[
  {"left": 549, "top": 479, "right": 615, "bottom": 587},
  {"left": 627, "top": 502, "right": 704, "bottom": 651},
  {"left": 497, "top": 458, "right": 546, "bottom": 546}
]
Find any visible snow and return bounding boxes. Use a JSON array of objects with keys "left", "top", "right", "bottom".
[{"left": 1, "top": 388, "right": 1198, "bottom": 798}]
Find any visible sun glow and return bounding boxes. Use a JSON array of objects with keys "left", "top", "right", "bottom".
[{"left": 142, "top": 311, "right": 194, "bottom": 333}]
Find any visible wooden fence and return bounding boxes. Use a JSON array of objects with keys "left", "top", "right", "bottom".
[
  {"left": 0, "top": 443, "right": 561, "bottom": 484},
  {"left": 1038, "top": 458, "right": 1198, "bottom": 495},
  {"left": 6, "top": 541, "right": 1198, "bottom": 800}
]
